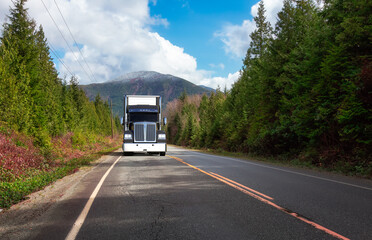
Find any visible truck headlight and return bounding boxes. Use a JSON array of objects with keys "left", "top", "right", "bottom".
[
  {"left": 158, "top": 133, "right": 166, "bottom": 140},
  {"left": 124, "top": 133, "right": 132, "bottom": 140}
]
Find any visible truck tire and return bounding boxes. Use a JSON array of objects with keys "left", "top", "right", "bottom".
[{"left": 160, "top": 152, "right": 166, "bottom": 156}]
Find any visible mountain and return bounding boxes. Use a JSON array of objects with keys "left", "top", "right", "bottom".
[
  {"left": 80, "top": 71, "right": 214, "bottom": 116},
  {"left": 198, "top": 85, "right": 216, "bottom": 92}
]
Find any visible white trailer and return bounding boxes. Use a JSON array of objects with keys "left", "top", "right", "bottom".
[{"left": 122, "top": 95, "right": 167, "bottom": 156}]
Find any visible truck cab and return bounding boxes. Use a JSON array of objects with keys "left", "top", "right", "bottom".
[{"left": 122, "top": 95, "right": 167, "bottom": 156}]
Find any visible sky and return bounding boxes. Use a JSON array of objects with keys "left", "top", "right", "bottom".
[{"left": 0, "top": 0, "right": 283, "bottom": 89}]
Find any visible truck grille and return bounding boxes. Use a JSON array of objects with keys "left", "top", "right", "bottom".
[
  {"left": 134, "top": 122, "right": 156, "bottom": 142},
  {"left": 134, "top": 124, "right": 145, "bottom": 141}
]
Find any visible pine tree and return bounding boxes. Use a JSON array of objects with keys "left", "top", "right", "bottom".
[
  {"left": 244, "top": 0, "right": 273, "bottom": 64},
  {"left": 0, "top": 0, "right": 35, "bottom": 133},
  {"left": 34, "top": 25, "right": 64, "bottom": 136},
  {"left": 0, "top": 37, "right": 32, "bottom": 131},
  {"left": 235, "top": 0, "right": 274, "bottom": 152},
  {"left": 61, "top": 79, "right": 78, "bottom": 131},
  {"left": 272, "top": 0, "right": 321, "bottom": 151},
  {"left": 1, "top": 0, "right": 122, "bottom": 142},
  {"left": 317, "top": 0, "right": 372, "bottom": 156},
  {"left": 1, "top": 0, "right": 39, "bottom": 88},
  {"left": 1, "top": 0, "right": 62, "bottom": 137},
  {"left": 69, "top": 76, "right": 85, "bottom": 117}
]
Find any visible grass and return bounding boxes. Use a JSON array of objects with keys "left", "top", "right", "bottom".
[
  {"left": 0, "top": 127, "right": 122, "bottom": 209},
  {"left": 0, "top": 148, "right": 120, "bottom": 209}
]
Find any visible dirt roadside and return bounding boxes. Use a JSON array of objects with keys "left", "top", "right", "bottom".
[{"left": 0, "top": 149, "right": 120, "bottom": 240}]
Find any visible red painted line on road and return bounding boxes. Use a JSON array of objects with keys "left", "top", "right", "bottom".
[
  {"left": 209, "top": 172, "right": 273, "bottom": 200},
  {"left": 167, "top": 155, "right": 350, "bottom": 240}
]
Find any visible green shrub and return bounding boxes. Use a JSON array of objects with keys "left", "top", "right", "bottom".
[
  {"left": 0, "top": 167, "right": 73, "bottom": 208},
  {"left": 71, "top": 131, "right": 87, "bottom": 148},
  {"left": 33, "top": 130, "right": 52, "bottom": 150}
]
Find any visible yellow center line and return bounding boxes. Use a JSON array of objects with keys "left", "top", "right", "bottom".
[
  {"left": 167, "top": 155, "right": 271, "bottom": 200},
  {"left": 209, "top": 172, "right": 273, "bottom": 200},
  {"left": 167, "top": 154, "right": 350, "bottom": 240}
]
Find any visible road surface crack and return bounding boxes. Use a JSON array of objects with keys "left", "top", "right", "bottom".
[
  {"left": 150, "top": 205, "right": 165, "bottom": 240},
  {"left": 126, "top": 191, "right": 136, "bottom": 204}
]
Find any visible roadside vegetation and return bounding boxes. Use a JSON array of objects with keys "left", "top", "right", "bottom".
[
  {"left": 166, "top": 0, "right": 371, "bottom": 177},
  {"left": 0, "top": 0, "right": 122, "bottom": 208},
  {"left": 0, "top": 125, "right": 121, "bottom": 209}
]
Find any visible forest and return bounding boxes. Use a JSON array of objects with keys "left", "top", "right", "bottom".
[
  {"left": 0, "top": 0, "right": 121, "bottom": 208},
  {"left": 166, "top": 0, "right": 371, "bottom": 176},
  {"left": 0, "top": 0, "right": 121, "bottom": 143}
]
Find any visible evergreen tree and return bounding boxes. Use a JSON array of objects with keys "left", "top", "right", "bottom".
[
  {"left": 34, "top": 25, "right": 64, "bottom": 136},
  {"left": 0, "top": 0, "right": 35, "bottom": 133},
  {"left": 165, "top": 0, "right": 371, "bottom": 173},
  {"left": 0, "top": 37, "right": 32, "bottom": 131},
  {"left": 1, "top": 0, "right": 39, "bottom": 89},
  {"left": 61, "top": 79, "right": 78, "bottom": 131},
  {"left": 0, "top": 0, "right": 121, "bottom": 141},
  {"left": 317, "top": 0, "right": 372, "bottom": 157},
  {"left": 244, "top": 0, "right": 273, "bottom": 64},
  {"left": 227, "top": 0, "right": 274, "bottom": 152},
  {"left": 272, "top": 0, "right": 322, "bottom": 152}
]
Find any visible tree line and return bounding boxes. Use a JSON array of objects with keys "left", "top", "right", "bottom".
[
  {"left": 166, "top": 0, "right": 371, "bottom": 174},
  {"left": 0, "top": 0, "right": 120, "bottom": 149}
]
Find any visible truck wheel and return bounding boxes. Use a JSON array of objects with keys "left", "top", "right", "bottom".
[{"left": 160, "top": 152, "right": 166, "bottom": 156}]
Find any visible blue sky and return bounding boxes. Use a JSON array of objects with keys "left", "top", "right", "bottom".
[
  {"left": 150, "top": 0, "right": 256, "bottom": 77},
  {"left": 0, "top": 0, "right": 283, "bottom": 88}
]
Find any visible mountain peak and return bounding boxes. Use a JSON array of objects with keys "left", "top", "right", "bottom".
[
  {"left": 81, "top": 71, "right": 214, "bottom": 116},
  {"left": 111, "top": 71, "right": 174, "bottom": 83}
]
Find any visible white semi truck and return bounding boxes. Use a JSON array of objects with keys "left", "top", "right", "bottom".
[{"left": 122, "top": 95, "right": 167, "bottom": 156}]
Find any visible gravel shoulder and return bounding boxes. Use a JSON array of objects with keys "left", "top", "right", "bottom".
[{"left": 0, "top": 149, "right": 120, "bottom": 240}]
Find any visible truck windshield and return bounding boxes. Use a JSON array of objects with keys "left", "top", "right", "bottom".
[{"left": 129, "top": 113, "right": 158, "bottom": 122}]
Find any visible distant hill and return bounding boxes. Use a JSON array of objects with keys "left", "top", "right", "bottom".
[
  {"left": 80, "top": 71, "right": 214, "bottom": 116},
  {"left": 198, "top": 85, "right": 216, "bottom": 92}
]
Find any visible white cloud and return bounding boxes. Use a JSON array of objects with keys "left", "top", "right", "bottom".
[
  {"left": 216, "top": 0, "right": 283, "bottom": 58},
  {"left": 251, "top": 0, "right": 283, "bottom": 26},
  {"left": 199, "top": 71, "right": 241, "bottom": 90},
  {"left": 1, "top": 0, "right": 188, "bottom": 84},
  {"left": 215, "top": 20, "right": 255, "bottom": 58},
  {"left": 0, "top": 0, "right": 241, "bottom": 89}
]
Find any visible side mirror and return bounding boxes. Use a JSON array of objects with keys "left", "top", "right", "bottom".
[
  {"left": 163, "top": 117, "right": 167, "bottom": 125},
  {"left": 120, "top": 117, "right": 124, "bottom": 125}
]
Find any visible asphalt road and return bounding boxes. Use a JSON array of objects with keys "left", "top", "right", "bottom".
[{"left": 29, "top": 146, "right": 372, "bottom": 240}]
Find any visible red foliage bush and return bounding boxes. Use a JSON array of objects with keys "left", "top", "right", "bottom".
[
  {"left": 1, "top": 127, "right": 121, "bottom": 181},
  {"left": 0, "top": 131, "right": 45, "bottom": 179},
  {"left": 51, "top": 132, "right": 84, "bottom": 161},
  {"left": 51, "top": 133, "right": 121, "bottom": 162}
]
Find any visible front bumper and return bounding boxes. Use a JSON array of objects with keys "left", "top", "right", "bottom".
[{"left": 122, "top": 143, "right": 166, "bottom": 153}]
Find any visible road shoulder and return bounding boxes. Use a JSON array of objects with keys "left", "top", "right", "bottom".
[{"left": 0, "top": 149, "right": 121, "bottom": 240}]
